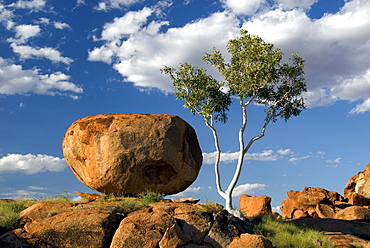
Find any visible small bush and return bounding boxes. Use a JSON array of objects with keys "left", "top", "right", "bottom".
[
  {"left": 139, "top": 191, "right": 164, "bottom": 206},
  {"left": 197, "top": 201, "right": 226, "bottom": 218},
  {"left": 113, "top": 199, "right": 143, "bottom": 213},
  {"left": 252, "top": 214, "right": 335, "bottom": 248},
  {"left": 0, "top": 200, "right": 34, "bottom": 231}
]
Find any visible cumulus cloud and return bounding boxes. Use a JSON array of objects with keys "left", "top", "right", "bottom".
[
  {"left": 89, "top": 5, "right": 239, "bottom": 92},
  {"left": 232, "top": 183, "right": 267, "bottom": 197},
  {"left": 242, "top": 0, "right": 370, "bottom": 113},
  {"left": 0, "top": 154, "right": 68, "bottom": 174},
  {"left": 87, "top": 0, "right": 370, "bottom": 113},
  {"left": 0, "top": 57, "right": 82, "bottom": 97},
  {"left": 221, "top": 0, "right": 267, "bottom": 15},
  {"left": 12, "top": 24, "right": 40, "bottom": 43}
]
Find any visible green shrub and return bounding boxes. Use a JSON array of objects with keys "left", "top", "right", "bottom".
[
  {"left": 197, "top": 201, "right": 226, "bottom": 218},
  {"left": 139, "top": 191, "right": 164, "bottom": 206},
  {"left": 252, "top": 214, "right": 335, "bottom": 248},
  {"left": 0, "top": 200, "right": 34, "bottom": 231},
  {"left": 113, "top": 199, "right": 143, "bottom": 213}
]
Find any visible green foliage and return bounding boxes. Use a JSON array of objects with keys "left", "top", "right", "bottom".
[
  {"left": 112, "top": 199, "right": 144, "bottom": 214},
  {"left": 161, "top": 62, "right": 232, "bottom": 124},
  {"left": 252, "top": 215, "right": 335, "bottom": 248},
  {"left": 139, "top": 191, "right": 164, "bottom": 206},
  {"left": 197, "top": 201, "right": 226, "bottom": 218},
  {"left": 0, "top": 200, "right": 35, "bottom": 231},
  {"left": 161, "top": 29, "right": 306, "bottom": 124}
]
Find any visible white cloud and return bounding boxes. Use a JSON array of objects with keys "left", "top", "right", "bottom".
[
  {"left": 277, "top": 148, "right": 292, "bottom": 156},
  {"left": 274, "top": 0, "right": 318, "bottom": 10},
  {"left": 350, "top": 98, "right": 370, "bottom": 115},
  {"left": 327, "top": 158, "right": 341, "bottom": 163},
  {"left": 95, "top": 0, "right": 145, "bottom": 11},
  {"left": 169, "top": 186, "right": 202, "bottom": 198},
  {"left": 0, "top": 57, "right": 82, "bottom": 97},
  {"left": 28, "top": 185, "right": 45, "bottom": 190},
  {"left": 232, "top": 183, "right": 267, "bottom": 197},
  {"left": 203, "top": 149, "right": 282, "bottom": 165},
  {"left": 0, "top": 190, "right": 47, "bottom": 200},
  {"left": 288, "top": 155, "right": 311, "bottom": 164},
  {"left": 241, "top": 0, "right": 370, "bottom": 112},
  {"left": 89, "top": 6, "right": 239, "bottom": 92},
  {"left": 101, "top": 7, "right": 153, "bottom": 41},
  {"left": 9, "top": 0, "right": 46, "bottom": 11},
  {"left": 10, "top": 43, "right": 73, "bottom": 64},
  {"left": 54, "top": 21, "right": 71, "bottom": 30},
  {"left": 12, "top": 24, "right": 40, "bottom": 43},
  {"left": 221, "top": 0, "right": 267, "bottom": 15},
  {"left": 0, "top": 154, "right": 68, "bottom": 175},
  {"left": 87, "top": 0, "right": 370, "bottom": 114}
]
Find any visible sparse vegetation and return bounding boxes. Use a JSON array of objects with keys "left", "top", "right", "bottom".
[
  {"left": 197, "top": 201, "right": 226, "bottom": 219},
  {"left": 252, "top": 214, "right": 335, "bottom": 248},
  {"left": 112, "top": 199, "right": 144, "bottom": 213},
  {"left": 139, "top": 191, "right": 164, "bottom": 206},
  {"left": 0, "top": 200, "right": 35, "bottom": 231},
  {"left": 42, "top": 190, "right": 73, "bottom": 203}
]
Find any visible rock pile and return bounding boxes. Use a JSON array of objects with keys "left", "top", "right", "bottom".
[
  {"left": 0, "top": 201, "right": 264, "bottom": 248},
  {"left": 280, "top": 165, "right": 370, "bottom": 221},
  {"left": 62, "top": 114, "right": 203, "bottom": 196}
]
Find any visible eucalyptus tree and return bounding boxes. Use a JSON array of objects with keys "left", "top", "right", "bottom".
[{"left": 161, "top": 29, "right": 306, "bottom": 217}]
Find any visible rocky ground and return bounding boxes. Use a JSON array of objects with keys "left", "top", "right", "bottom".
[{"left": 1, "top": 197, "right": 370, "bottom": 247}]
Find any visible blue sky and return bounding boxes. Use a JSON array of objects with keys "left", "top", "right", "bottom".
[{"left": 0, "top": 0, "right": 369, "bottom": 210}]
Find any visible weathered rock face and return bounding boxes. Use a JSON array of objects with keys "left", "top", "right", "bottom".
[
  {"left": 62, "top": 114, "right": 203, "bottom": 195},
  {"left": 239, "top": 195, "right": 272, "bottom": 219},
  {"left": 280, "top": 187, "right": 344, "bottom": 219},
  {"left": 344, "top": 164, "right": 370, "bottom": 206}
]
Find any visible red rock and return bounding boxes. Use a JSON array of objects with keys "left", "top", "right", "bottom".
[
  {"left": 24, "top": 209, "right": 122, "bottom": 248},
  {"left": 227, "top": 233, "right": 273, "bottom": 248},
  {"left": 62, "top": 114, "right": 203, "bottom": 195},
  {"left": 239, "top": 195, "right": 272, "bottom": 218},
  {"left": 280, "top": 187, "right": 343, "bottom": 219},
  {"left": 334, "top": 206, "right": 370, "bottom": 221},
  {"left": 344, "top": 164, "right": 370, "bottom": 206}
]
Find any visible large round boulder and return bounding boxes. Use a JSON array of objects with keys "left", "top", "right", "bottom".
[{"left": 62, "top": 114, "right": 203, "bottom": 195}]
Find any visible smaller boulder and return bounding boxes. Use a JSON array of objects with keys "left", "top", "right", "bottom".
[
  {"left": 316, "top": 204, "right": 335, "bottom": 219},
  {"left": 227, "top": 233, "right": 273, "bottom": 248},
  {"left": 239, "top": 195, "right": 272, "bottom": 219},
  {"left": 335, "top": 206, "right": 370, "bottom": 221}
]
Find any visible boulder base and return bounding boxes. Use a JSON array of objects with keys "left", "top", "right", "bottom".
[{"left": 62, "top": 114, "right": 203, "bottom": 195}]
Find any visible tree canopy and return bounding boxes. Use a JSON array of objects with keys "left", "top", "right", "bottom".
[{"left": 161, "top": 29, "right": 306, "bottom": 217}]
